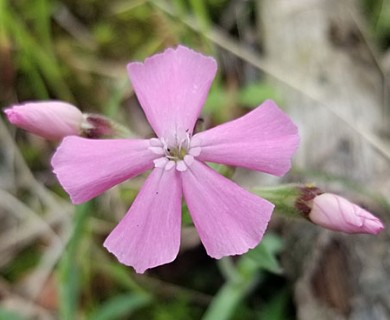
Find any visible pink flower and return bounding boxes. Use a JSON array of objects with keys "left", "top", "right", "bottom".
[
  {"left": 4, "top": 101, "right": 83, "bottom": 140},
  {"left": 309, "top": 193, "right": 384, "bottom": 234},
  {"left": 51, "top": 46, "right": 299, "bottom": 273}
]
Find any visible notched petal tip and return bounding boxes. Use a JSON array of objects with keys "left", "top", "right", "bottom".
[
  {"left": 182, "top": 161, "right": 274, "bottom": 259},
  {"left": 51, "top": 137, "right": 156, "bottom": 204},
  {"left": 126, "top": 45, "right": 218, "bottom": 138},
  {"left": 195, "top": 99, "right": 300, "bottom": 176},
  {"left": 103, "top": 168, "right": 182, "bottom": 273},
  {"left": 104, "top": 241, "right": 178, "bottom": 274}
]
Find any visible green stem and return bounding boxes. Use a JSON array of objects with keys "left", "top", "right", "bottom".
[
  {"left": 218, "top": 257, "right": 240, "bottom": 283},
  {"left": 58, "top": 202, "right": 91, "bottom": 320},
  {"left": 202, "top": 271, "right": 260, "bottom": 320},
  {"left": 252, "top": 184, "right": 302, "bottom": 218}
]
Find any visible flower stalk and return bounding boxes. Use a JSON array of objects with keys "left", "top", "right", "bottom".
[{"left": 253, "top": 184, "right": 305, "bottom": 218}]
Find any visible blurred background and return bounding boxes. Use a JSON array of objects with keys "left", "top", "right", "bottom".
[{"left": 1, "top": 0, "right": 390, "bottom": 319}]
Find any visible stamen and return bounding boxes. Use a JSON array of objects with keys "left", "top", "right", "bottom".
[{"left": 149, "top": 133, "right": 201, "bottom": 171}]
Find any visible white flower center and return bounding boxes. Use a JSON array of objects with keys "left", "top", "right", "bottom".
[{"left": 148, "top": 132, "right": 201, "bottom": 172}]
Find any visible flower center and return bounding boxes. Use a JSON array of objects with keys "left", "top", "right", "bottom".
[{"left": 148, "top": 132, "right": 201, "bottom": 172}]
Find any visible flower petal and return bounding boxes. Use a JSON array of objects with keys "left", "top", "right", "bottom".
[
  {"left": 128, "top": 45, "right": 217, "bottom": 138},
  {"left": 194, "top": 100, "right": 299, "bottom": 176},
  {"left": 104, "top": 168, "right": 182, "bottom": 273},
  {"left": 51, "top": 137, "right": 157, "bottom": 204},
  {"left": 181, "top": 160, "right": 274, "bottom": 258}
]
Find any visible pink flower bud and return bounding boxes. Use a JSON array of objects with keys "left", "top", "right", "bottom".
[
  {"left": 309, "top": 193, "right": 384, "bottom": 234},
  {"left": 4, "top": 101, "right": 83, "bottom": 140}
]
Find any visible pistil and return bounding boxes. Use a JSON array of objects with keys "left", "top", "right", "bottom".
[{"left": 149, "top": 133, "right": 201, "bottom": 171}]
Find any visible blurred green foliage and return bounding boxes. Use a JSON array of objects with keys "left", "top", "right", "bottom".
[
  {"left": 0, "top": 308, "right": 26, "bottom": 320},
  {"left": 362, "top": 0, "right": 390, "bottom": 48}
]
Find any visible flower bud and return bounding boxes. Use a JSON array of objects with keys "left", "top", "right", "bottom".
[
  {"left": 4, "top": 101, "right": 83, "bottom": 140},
  {"left": 309, "top": 193, "right": 384, "bottom": 235},
  {"left": 254, "top": 184, "right": 384, "bottom": 235}
]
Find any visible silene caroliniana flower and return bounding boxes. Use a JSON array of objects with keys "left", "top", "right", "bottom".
[{"left": 51, "top": 46, "right": 299, "bottom": 273}]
